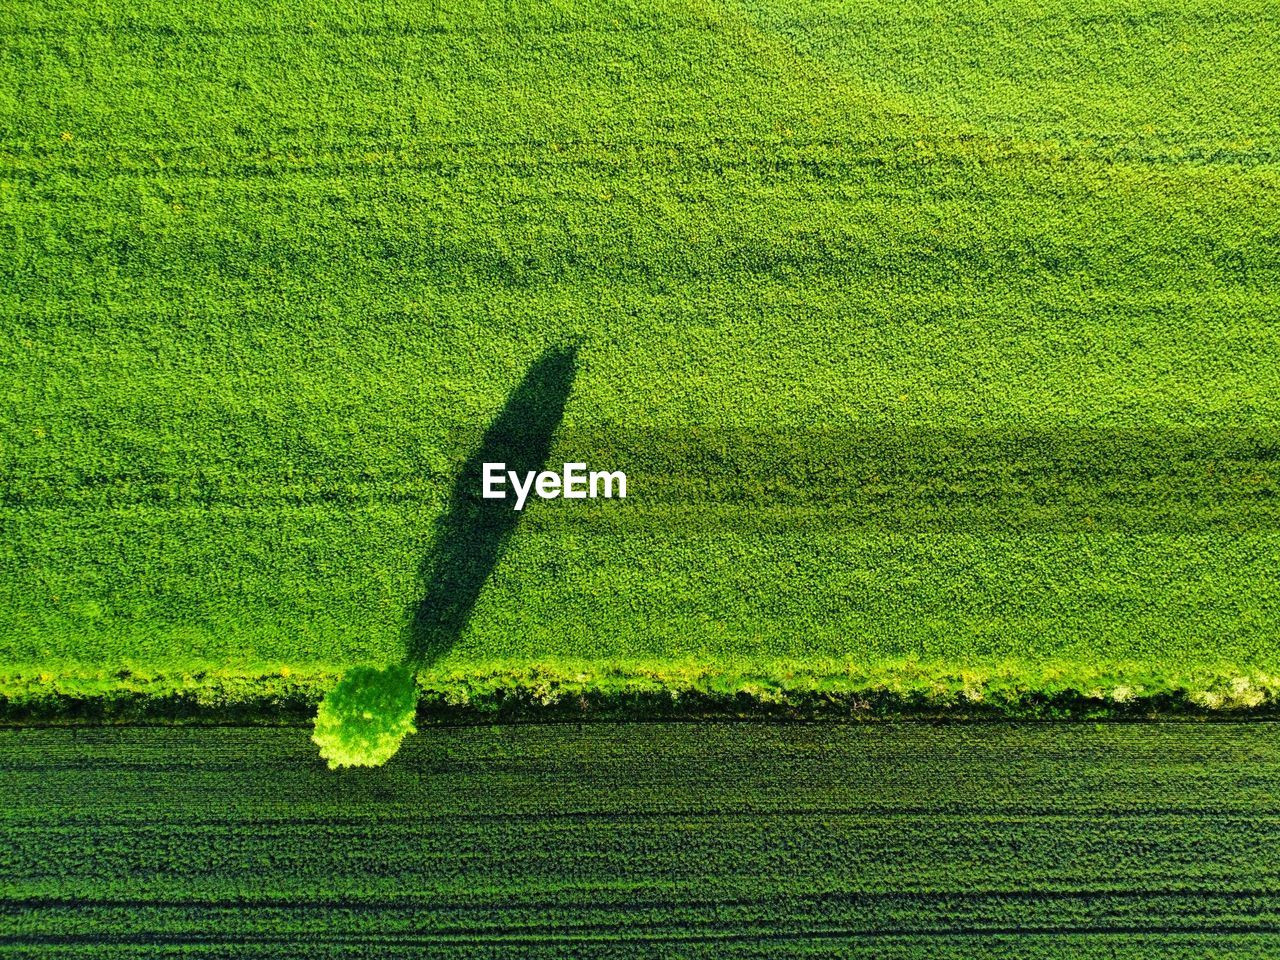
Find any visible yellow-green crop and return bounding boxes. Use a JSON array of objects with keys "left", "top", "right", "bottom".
[{"left": 1, "top": 0, "right": 1277, "bottom": 717}]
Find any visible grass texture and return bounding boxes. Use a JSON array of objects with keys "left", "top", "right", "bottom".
[
  {"left": 7, "top": 722, "right": 1280, "bottom": 956},
  {"left": 2, "top": 0, "right": 1279, "bottom": 713}
]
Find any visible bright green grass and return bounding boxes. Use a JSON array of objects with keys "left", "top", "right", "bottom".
[
  {"left": 1, "top": 0, "right": 1278, "bottom": 709},
  {"left": 7, "top": 723, "right": 1280, "bottom": 955}
]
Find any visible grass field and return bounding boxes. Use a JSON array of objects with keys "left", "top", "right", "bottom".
[
  {"left": 7, "top": 722, "right": 1280, "bottom": 956},
  {"left": 2, "top": 0, "right": 1279, "bottom": 714}
]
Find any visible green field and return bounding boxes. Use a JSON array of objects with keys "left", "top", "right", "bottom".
[
  {"left": 7, "top": 722, "right": 1280, "bottom": 956},
  {"left": 2, "top": 0, "right": 1279, "bottom": 714}
]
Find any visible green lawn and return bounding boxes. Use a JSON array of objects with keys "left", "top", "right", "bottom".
[{"left": 2, "top": 0, "right": 1278, "bottom": 713}]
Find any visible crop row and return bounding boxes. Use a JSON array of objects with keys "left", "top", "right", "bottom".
[{"left": 5, "top": 724, "right": 1280, "bottom": 956}]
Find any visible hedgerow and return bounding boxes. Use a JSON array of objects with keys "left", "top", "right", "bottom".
[{"left": 6, "top": 661, "right": 1280, "bottom": 724}]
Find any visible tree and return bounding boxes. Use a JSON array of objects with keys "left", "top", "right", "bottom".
[{"left": 312, "top": 664, "right": 418, "bottom": 769}]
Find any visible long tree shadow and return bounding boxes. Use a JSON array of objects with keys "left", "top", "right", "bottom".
[
  {"left": 313, "top": 344, "right": 578, "bottom": 769},
  {"left": 406, "top": 343, "right": 578, "bottom": 669}
]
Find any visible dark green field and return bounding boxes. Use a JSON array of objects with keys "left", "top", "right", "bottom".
[
  {"left": 3, "top": 0, "right": 1279, "bottom": 714},
  {"left": 5, "top": 722, "right": 1280, "bottom": 956}
]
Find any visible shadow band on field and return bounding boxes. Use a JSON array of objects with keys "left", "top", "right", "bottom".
[{"left": 405, "top": 344, "right": 578, "bottom": 671}]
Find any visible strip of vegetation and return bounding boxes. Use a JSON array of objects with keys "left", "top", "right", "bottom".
[{"left": 4, "top": 661, "right": 1280, "bottom": 725}]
